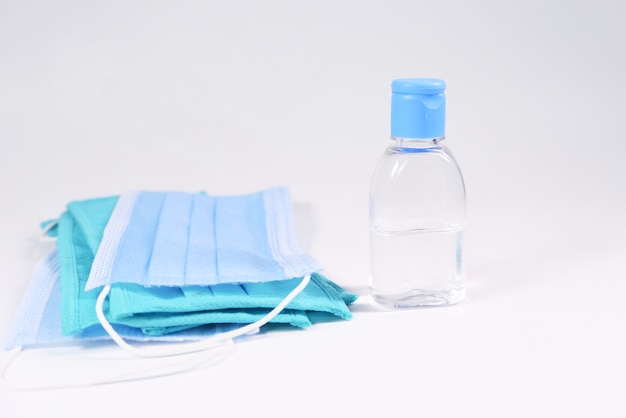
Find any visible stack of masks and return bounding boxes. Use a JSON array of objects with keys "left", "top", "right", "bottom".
[{"left": 3, "top": 187, "right": 357, "bottom": 352}]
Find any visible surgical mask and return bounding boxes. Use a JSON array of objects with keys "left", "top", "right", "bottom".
[
  {"left": 2, "top": 251, "right": 264, "bottom": 350},
  {"left": 1, "top": 188, "right": 358, "bottom": 389},
  {"left": 88, "top": 188, "right": 321, "bottom": 289},
  {"left": 105, "top": 272, "right": 356, "bottom": 335},
  {"left": 57, "top": 188, "right": 333, "bottom": 337},
  {"left": 0, "top": 250, "right": 241, "bottom": 390},
  {"left": 1, "top": 248, "right": 354, "bottom": 350}
]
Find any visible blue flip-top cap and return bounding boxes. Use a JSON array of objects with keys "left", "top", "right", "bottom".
[{"left": 391, "top": 78, "right": 446, "bottom": 139}]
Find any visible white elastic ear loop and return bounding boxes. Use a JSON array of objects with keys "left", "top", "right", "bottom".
[
  {"left": 95, "top": 274, "right": 311, "bottom": 358},
  {"left": 0, "top": 341, "right": 234, "bottom": 391}
]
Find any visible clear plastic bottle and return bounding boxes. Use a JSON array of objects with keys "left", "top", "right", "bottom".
[{"left": 369, "top": 78, "right": 466, "bottom": 309}]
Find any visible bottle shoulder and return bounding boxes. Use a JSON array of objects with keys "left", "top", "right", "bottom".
[
  {"left": 371, "top": 143, "right": 466, "bottom": 203},
  {"left": 373, "top": 145, "right": 464, "bottom": 178},
  {"left": 382, "top": 143, "right": 456, "bottom": 157}
]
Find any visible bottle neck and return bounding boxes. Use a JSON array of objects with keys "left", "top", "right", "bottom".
[{"left": 391, "top": 136, "right": 445, "bottom": 150}]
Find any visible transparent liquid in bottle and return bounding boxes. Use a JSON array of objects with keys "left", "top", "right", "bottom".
[
  {"left": 370, "top": 226, "right": 465, "bottom": 308},
  {"left": 369, "top": 142, "right": 466, "bottom": 309}
]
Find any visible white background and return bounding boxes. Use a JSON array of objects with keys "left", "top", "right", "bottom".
[{"left": 1, "top": 0, "right": 625, "bottom": 416}]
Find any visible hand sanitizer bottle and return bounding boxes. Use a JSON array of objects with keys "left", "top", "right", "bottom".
[{"left": 369, "top": 78, "right": 466, "bottom": 309}]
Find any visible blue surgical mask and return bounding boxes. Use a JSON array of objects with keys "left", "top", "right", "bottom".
[
  {"left": 3, "top": 250, "right": 354, "bottom": 350},
  {"left": 53, "top": 188, "right": 339, "bottom": 338},
  {"left": 106, "top": 272, "right": 357, "bottom": 335},
  {"left": 3, "top": 250, "right": 243, "bottom": 350},
  {"left": 1, "top": 188, "right": 358, "bottom": 389},
  {"left": 87, "top": 187, "right": 322, "bottom": 289}
]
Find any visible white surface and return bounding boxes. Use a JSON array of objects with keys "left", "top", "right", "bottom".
[{"left": 1, "top": 0, "right": 625, "bottom": 416}]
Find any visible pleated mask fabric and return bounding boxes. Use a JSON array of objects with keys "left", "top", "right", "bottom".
[
  {"left": 12, "top": 189, "right": 356, "bottom": 341},
  {"left": 106, "top": 272, "right": 358, "bottom": 336},
  {"left": 86, "top": 187, "right": 322, "bottom": 290},
  {"left": 3, "top": 251, "right": 249, "bottom": 350},
  {"left": 1, "top": 188, "right": 358, "bottom": 389},
  {"left": 57, "top": 196, "right": 119, "bottom": 336}
]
